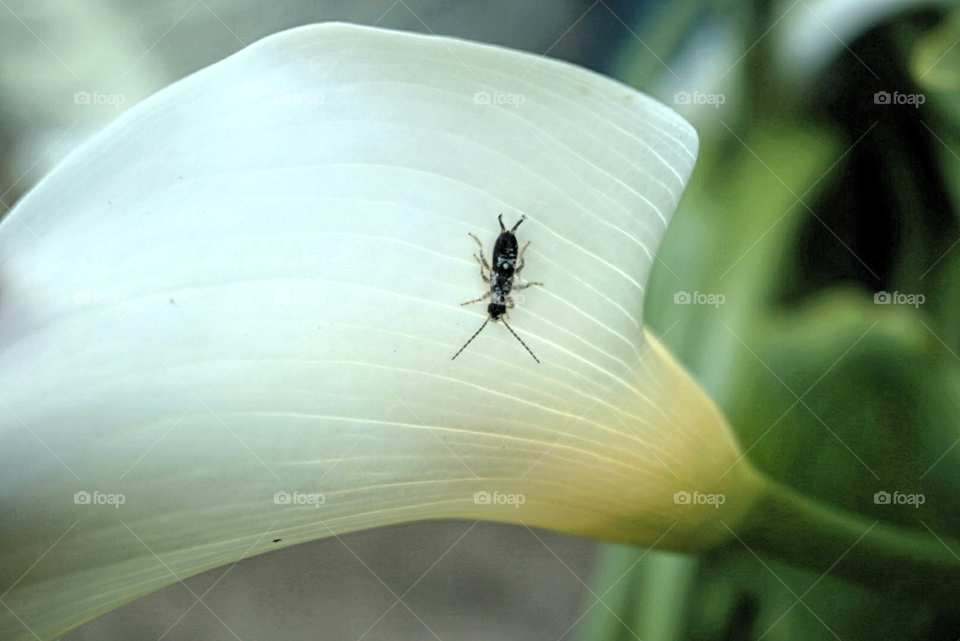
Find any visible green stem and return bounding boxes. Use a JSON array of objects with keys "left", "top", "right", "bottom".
[{"left": 733, "top": 473, "right": 960, "bottom": 601}]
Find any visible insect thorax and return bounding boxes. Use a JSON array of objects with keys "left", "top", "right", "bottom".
[{"left": 490, "top": 271, "right": 512, "bottom": 290}]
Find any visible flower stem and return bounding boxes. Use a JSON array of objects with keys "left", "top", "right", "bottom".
[{"left": 732, "top": 474, "right": 960, "bottom": 601}]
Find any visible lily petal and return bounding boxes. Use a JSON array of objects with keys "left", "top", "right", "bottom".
[{"left": 0, "top": 23, "right": 755, "bottom": 640}]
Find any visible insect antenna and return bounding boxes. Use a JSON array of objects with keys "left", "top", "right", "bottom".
[
  {"left": 501, "top": 320, "right": 540, "bottom": 364},
  {"left": 452, "top": 318, "right": 489, "bottom": 360}
]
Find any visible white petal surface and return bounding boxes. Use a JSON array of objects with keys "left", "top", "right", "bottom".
[{"left": 0, "top": 23, "right": 751, "bottom": 640}]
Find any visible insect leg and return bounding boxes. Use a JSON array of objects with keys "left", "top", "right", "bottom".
[
  {"left": 473, "top": 254, "right": 491, "bottom": 283},
  {"left": 515, "top": 241, "right": 531, "bottom": 277},
  {"left": 461, "top": 291, "right": 492, "bottom": 306},
  {"left": 515, "top": 281, "right": 543, "bottom": 291},
  {"left": 469, "top": 232, "right": 492, "bottom": 272}
]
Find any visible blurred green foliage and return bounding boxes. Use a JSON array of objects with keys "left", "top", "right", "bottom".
[{"left": 580, "top": 2, "right": 960, "bottom": 639}]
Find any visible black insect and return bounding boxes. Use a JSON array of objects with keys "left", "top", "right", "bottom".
[{"left": 452, "top": 214, "right": 543, "bottom": 362}]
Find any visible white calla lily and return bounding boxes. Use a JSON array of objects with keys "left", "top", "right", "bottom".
[{"left": 0, "top": 23, "right": 772, "bottom": 640}]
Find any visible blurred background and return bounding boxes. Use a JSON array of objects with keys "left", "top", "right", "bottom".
[{"left": 4, "top": 0, "right": 960, "bottom": 639}]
